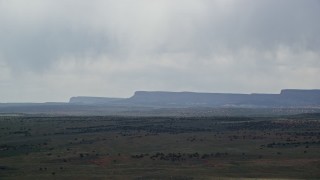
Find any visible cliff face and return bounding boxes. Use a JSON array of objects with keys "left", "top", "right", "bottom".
[{"left": 279, "top": 89, "right": 320, "bottom": 105}]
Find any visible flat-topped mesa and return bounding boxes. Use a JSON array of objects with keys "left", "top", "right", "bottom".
[
  {"left": 279, "top": 89, "right": 320, "bottom": 105},
  {"left": 68, "top": 89, "right": 320, "bottom": 107},
  {"left": 129, "top": 91, "right": 249, "bottom": 105},
  {"left": 128, "top": 89, "right": 320, "bottom": 107},
  {"left": 280, "top": 89, "right": 320, "bottom": 96}
]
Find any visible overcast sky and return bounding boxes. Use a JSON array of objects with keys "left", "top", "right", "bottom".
[{"left": 0, "top": 0, "right": 320, "bottom": 102}]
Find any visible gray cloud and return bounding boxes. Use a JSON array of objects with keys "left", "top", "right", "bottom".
[{"left": 0, "top": 0, "right": 319, "bottom": 102}]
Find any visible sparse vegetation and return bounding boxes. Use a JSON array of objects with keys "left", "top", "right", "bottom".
[{"left": 0, "top": 114, "right": 320, "bottom": 179}]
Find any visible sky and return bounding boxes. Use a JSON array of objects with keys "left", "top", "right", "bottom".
[{"left": 0, "top": 0, "right": 320, "bottom": 102}]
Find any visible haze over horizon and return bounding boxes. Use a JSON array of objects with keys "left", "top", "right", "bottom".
[{"left": 1, "top": 0, "right": 320, "bottom": 102}]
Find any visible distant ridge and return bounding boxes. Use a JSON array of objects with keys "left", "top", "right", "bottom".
[
  {"left": 0, "top": 89, "right": 319, "bottom": 116},
  {"left": 69, "top": 96, "right": 124, "bottom": 105},
  {"left": 69, "top": 89, "right": 320, "bottom": 107}
]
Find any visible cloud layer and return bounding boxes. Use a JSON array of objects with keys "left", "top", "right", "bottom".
[{"left": 0, "top": 0, "right": 319, "bottom": 102}]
